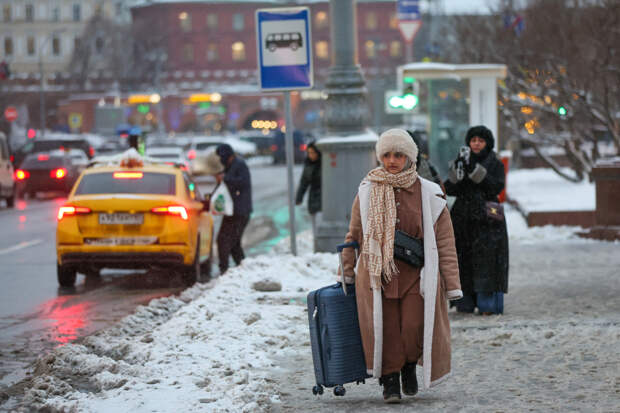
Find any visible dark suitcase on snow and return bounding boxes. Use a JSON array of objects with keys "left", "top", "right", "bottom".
[{"left": 307, "top": 241, "right": 371, "bottom": 397}]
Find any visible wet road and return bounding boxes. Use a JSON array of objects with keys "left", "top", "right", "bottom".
[{"left": 0, "top": 163, "right": 307, "bottom": 388}]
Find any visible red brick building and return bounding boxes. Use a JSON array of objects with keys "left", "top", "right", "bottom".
[{"left": 128, "top": 0, "right": 410, "bottom": 134}]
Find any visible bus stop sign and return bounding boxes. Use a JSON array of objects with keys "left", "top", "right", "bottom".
[{"left": 256, "top": 7, "right": 313, "bottom": 91}]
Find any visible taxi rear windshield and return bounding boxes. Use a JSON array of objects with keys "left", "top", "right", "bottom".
[{"left": 74, "top": 172, "right": 176, "bottom": 195}]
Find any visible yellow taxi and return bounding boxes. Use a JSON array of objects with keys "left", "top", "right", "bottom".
[{"left": 56, "top": 150, "right": 214, "bottom": 287}]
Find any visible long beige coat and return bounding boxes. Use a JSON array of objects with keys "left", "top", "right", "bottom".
[{"left": 341, "top": 177, "right": 462, "bottom": 389}]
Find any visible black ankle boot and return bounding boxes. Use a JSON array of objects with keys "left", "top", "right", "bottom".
[
  {"left": 401, "top": 362, "right": 418, "bottom": 396},
  {"left": 379, "top": 372, "right": 401, "bottom": 403}
]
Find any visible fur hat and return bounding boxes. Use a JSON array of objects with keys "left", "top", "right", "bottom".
[
  {"left": 465, "top": 125, "right": 495, "bottom": 151},
  {"left": 376, "top": 128, "right": 418, "bottom": 164}
]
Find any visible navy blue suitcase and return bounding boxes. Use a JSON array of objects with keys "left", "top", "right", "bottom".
[{"left": 307, "top": 241, "right": 371, "bottom": 396}]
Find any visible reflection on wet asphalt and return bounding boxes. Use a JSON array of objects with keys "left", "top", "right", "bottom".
[{"left": 0, "top": 164, "right": 306, "bottom": 390}]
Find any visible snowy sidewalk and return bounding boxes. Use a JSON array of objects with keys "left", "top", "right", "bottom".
[{"left": 9, "top": 168, "right": 620, "bottom": 412}]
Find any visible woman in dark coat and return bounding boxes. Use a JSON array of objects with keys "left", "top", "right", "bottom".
[
  {"left": 295, "top": 141, "right": 321, "bottom": 234},
  {"left": 444, "top": 125, "right": 509, "bottom": 314}
]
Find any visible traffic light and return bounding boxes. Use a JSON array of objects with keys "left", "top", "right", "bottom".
[
  {"left": 557, "top": 106, "right": 567, "bottom": 116},
  {"left": 27, "top": 128, "right": 37, "bottom": 139},
  {"left": 385, "top": 90, "right": 419, "bottom": 113}
]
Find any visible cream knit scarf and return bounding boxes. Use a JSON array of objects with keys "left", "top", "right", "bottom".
[{"left": 362, "top": 166, "right": 418, "bottom": 290}]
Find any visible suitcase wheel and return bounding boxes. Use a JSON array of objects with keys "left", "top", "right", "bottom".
[
  {"left": 312, "top": 385, "right": 324, "bottom": 396},
  {"left": 333, "top": 385, "right": 346, "bottom": 396}
]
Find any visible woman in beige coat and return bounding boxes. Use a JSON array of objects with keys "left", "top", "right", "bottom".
[{"left": 341, "top": 128, "right": 462, "bottom": 403}]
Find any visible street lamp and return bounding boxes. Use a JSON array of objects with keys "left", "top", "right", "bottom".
[{"left": 39, "top": 28, "right": 66, "bottom": 138}]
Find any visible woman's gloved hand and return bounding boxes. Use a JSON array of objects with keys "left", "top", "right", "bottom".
[
  {"left": 448, "top": 160, "right": 463, "bottom": 184},
  {"left": 468, "top": 163, "right": 487, "bottom": 184}
]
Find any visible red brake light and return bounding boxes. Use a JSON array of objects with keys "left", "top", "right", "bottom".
[
  {"left": 9, "top": 155, "right": 14, "bottom": 163},
  {"left": 151, "top": 205, "right": 188, "bottom": 220},
  {"left": 15, "top": 170, "right": 29, "bottom": 180},
  {"left": 187, "top": 149, "right": 196, "bottom": 160},
  {"left": 38, "top": 154, "right": 50, "bottom": 161},
  {"left": 113, "top": 171, "right": 143, "bottom": 179},
  {"left": 57, "top": 205, "right": 91, "bottom": 220},
  {"left": 51, "top": 168, "right": 67, "bottom": 179},
  {"left": 89, "top": 146, "right": 95, "bottom": 157},
  {"left": 270, "top": 144, "right": 278, "bottom": 152},
  {"left": 300, "top": 144, "right": 307, "bottom": 151}
]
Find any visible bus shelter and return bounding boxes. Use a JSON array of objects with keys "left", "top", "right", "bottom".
[{"left": 397, "top": 63, "right": 507, "bottom": 176}]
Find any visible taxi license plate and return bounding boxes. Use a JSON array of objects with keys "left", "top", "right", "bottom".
[
  {"left": 85, "top": 237, "right": 157, "bottom": 246},
  {"left": 98, "top": 213, "right": 144, "bottom": 225}
]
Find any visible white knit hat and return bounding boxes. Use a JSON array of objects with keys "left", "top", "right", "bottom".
[{"left": 376, "top": 128, "right": 418, "bottom": 164}]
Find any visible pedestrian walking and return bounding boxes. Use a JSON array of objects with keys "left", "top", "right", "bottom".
[
  {"left": 295, "top": 141, "right": 321, "bottom": 235},
  {"left": 215, "top": 144, "right": 252, "bottom": 275},
  {"left": 444, "top": 125, "right": 509, "bottom": 315},
  {"left": 340, "top": 128, "right": 462, "bottom": 403}
]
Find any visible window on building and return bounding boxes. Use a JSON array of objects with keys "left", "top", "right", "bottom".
[
  {"left": 52, "top": 7, "right": 60, "bottom": 22},
  {"left": 315, "top": 41, "right": 328, "bottom": 60},
  {"left": 365, "top": 12, "right": 377, "bottom": 30},
  {"left": 74, "top": 37, "right": 81, "bottom": 52},
  {"left": 73, "top": 4, "right": 81, "bottom": 21},
  {"left": 365, "top": 40, "right": 376, "bottom": 59},
  {"left": 115, "top": 2, "right": 123, "bottom": 16},
  {"left": 232, "top": 13, "right": 244, "bottom": 31},
  {"left": 315, "top": 11, "right": 328, "bottom": 29},
  {"left": 389, "top": 14, "right": 399, "bottom": 29},
  {"left": 231, "top": 41, "right": 245, "bottom": 61},
  {"left": 3, "top": 5, "right": 11, "bottom": 22},
  {"left": 206, "top": 13, "right": 217, "bottom": 30},
  {"left": 183, "top": 44, "right": 194, "bottom": 62},
  {"left": 389, "top": 41, "right": 401, "bottom": 57},
  {"left": 95, "top": 37, "right": 104, "bottom": 55},
  {"left": 4, "top": 37, "right": 13, "bottom": 56},
  {"left": 27, "top": 36, "right": 36, "bottom": 56},
  {"left": 179, "top": 11, "right": 191, "bottom": 32},
  {"left": 206, "top": 43, "right": 218, "bottom": 62},
  {"left": 52, "top": 36, "right": 61, "bottom": 56},
  {"left": 25, "top": 4, "right": 34, "bottom": 22}
]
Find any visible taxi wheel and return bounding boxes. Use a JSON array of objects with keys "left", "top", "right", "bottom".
[
  {"left": 182, "top": 242, "right": 200, "bottom": 286},
  {"left": 57, "top": 263, "right": 77, "bottom": 287}
]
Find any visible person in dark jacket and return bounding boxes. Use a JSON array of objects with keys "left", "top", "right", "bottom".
[
  {"left": 215, "top": 144, "right": 252, "bottom": 275},
  {"left": 444, "top": 125, "right": 509, "bottom": 315},
  {"left": 406, "top": 130, "right": 443, "bottom": 189},
  {"left": 295, "top": 141, "right": 321, "bottom": 234}
]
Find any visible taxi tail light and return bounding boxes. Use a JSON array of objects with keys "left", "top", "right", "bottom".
[
  {"left": 58, "top": 206, "right": 91, "bottom": 220},
  {"left": 51, "top": 168, "right": 67, "bottom": 179},
  {"left": 113, "top": 171, "right": 143, "bottom": 179},
  {"left": 15, "top": 169, "right": 29, "bottom": 180},
  {"left": 151, "top": 205, "right": 189, "bottom": 220},
  {"left": 187, "top": 149, "right": 197, "bottom": 160}
]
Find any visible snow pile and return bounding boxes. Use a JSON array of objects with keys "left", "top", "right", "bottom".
[
  {"left": 507, "top": 168, "right": 594, "bottom": 212},
  {"left": 21, "top": 232, "right": 339, "bottom": 413}
]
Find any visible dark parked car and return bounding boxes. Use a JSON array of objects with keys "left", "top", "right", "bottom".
[
  {"left": 15, "top": 152, "right": 81, "bottom": 198},
  {"left": 12, "top": 137, "right": 94, "bottom": 168},
  {"left": 272, "top": 130, "right": 307, "bottom": 164}
]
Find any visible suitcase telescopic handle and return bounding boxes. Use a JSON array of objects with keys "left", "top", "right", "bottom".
[{"left": 336, "top": 241, "right": 360, "bottom": 296}]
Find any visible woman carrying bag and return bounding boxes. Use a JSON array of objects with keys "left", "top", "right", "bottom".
[
  {"left": 340, "top": 129, "right": 462, "bottom": 403},
  {"left": 445, "top": 125, "right": 509, "bottom": 315}
]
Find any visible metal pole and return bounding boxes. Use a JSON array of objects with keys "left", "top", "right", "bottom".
[
  {"left": 39, "top": 56, "right": 45, "bottom": 138},
  {"left": 283, "top": 91, "right": 297, "bottom": 256},
  {"left": 405, "top": 39, "right": 413, "bottom": 63}
]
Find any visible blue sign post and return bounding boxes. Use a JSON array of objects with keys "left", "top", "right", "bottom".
[
  {"left": 256, "top": 7, "right": 313, "bottom": 91},
  {"left": 256, "top": 7, "right": 313, "bottom": 255}
]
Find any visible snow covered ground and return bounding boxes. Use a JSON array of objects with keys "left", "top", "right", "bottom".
[
  {"left": 10, "top": 169, "right": 619, "bottom": 412},
  {"left": 506, "top": 168, "right": 595, "bottom": 213}
]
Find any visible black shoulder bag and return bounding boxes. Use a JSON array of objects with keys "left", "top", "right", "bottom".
[{"left": 394, "top": 230, "right": 424, "bottom": 268}]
